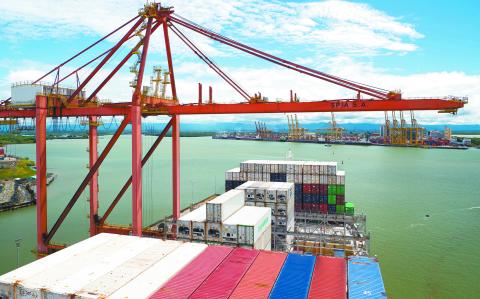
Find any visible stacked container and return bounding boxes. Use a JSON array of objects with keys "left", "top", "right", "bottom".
[
  {"left": 236, "top": 181, "right": 294, "bottom": 250},
  {"left": 227, "top": 160, "right": 352, "bottom": 215},
  {"left": 222, "top": 206, "right": 272, "bottom": 250},
  {"left": 176, "top": 204, "right": 207, "bottom": 240},
  {"left": 206, "top": 189, "right": 244, "bottom": 242}
]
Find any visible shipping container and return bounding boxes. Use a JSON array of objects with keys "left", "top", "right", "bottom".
[
  {"left": 206, "top": 189, "right": 244, "bottom": 223},
  {"left": 230, "top": 250, "right": 287, "bottom": 299},
  {"left": 149, "top": 245, "right": 233, "bottom": 299},
  {"left": 107, "top": 242, "right": 207, "bottom": 299},
  {"left": 348, "top": 256, "right": 387, "bottom": 299},
  {"left": 308, "top": 256, "right": 346, "bottom": 299},
  {"left": 192, "top": 220, "right": 207, "bottom": 241},
  {"left": 72, "top": 240, "right": 182, "bottom": 299},
  {"left": 345, "top": 202, "right": 355, "bottom": 215},
  {"left": 269, "top": 253, "right": 316, "bottom": 299},
  {"left": 223, "top": 206, "right": 271, "bottom": 246},
  {"left": 206, "top": 222, "right": 223, "bottom": 242},
  {"left": 176, "top": 204, "right": 206, "bottom": 240},
  {"left": 0, "top": 233, "right": 120, "bottom": 298},
  {"left": 0, "top": 234, "right": 181, "bottom": 299},
  {"left": 190, "top": 248, "right": 259, "bottom": 299}
]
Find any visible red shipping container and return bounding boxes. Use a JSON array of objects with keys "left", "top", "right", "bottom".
[
  {"left": 302, "top": 184, "right": 312, "bottom": 193},
  {"left": 320, "top": 184, "right": 328, "bottom": 195},
  {"left": 149, "top": 245, "right": 233, "bottom": 299},
  {"left": 308, "top": 256, "right": 346, "bottom": 299},
  {"left": 312, "top": 184, "right": 320, "bottom": 194},
  {"left": 230, "top": 251, "right": 287, "bottom": 299},
  {"left": 190, "top": 247, "right": 259, "bottom": 299},
  {"left": 320, "top": 204, "right": 328, "bottom": 214}
]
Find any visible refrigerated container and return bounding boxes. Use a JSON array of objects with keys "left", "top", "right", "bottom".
[
  {"left": 176, "top": 205, "right": 206, "bottom": 240},
  {"left": 223, "top": 206, "right": 271, "bottom": 247},
  {"left": 206, "top": 189, "right": 244, "bottom": 223},
  {"left": 206, "top": 222, "right": 222, "bottom": 242}
]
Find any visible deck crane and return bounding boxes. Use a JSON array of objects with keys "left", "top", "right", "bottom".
[{"left": 0, "top": 3, "right": 467, "bottom": 255}]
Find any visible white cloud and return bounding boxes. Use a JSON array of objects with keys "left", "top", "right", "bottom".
[
  {"left": 0, "top": 0, "right": 421, "bottom": 55},
  {"left": 0, "top": 1, "right": 477, "bottom": 125}
]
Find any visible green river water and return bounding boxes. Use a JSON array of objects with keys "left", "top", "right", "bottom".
[{"left": 0, "top": 136, "right": 479, "bottom": 298}]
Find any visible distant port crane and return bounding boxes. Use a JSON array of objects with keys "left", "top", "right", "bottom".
[{"left": 0, "top": 3, "right": 467, "bottom": 255}]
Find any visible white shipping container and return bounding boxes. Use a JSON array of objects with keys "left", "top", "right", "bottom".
[
  {"left": 0, "top": 234, "right": 179, "bottom": 299},
  {"left": 192, "top": 221, "right": 207, "bottom": 241},
  {"left": 294, "top": 174, "right": 303, "bottom": 184},
  {"left": 255, "top": 187, "right": 266, "bottom": 201},
  {"left": 0, "top": 233, "right": 119, "bottom": 298},
  {"left": 223, "top": 206, "right": 271, "bottom": 246},
  {"left": 255, "top": 201, "right": 265, "bottom": 207},
  {"left": 221, "top": 222, "right": 238, "bottom": 243},
  {"left": 245, "top": 201, "right": 255, "bottom": 207},
  {"left": 177, "top": 205, "right": 206, "bottom": 240},
  {"left": 206, "top": 189, "right": 244, "bottom": 223},
  {"left": 336, "top": 170, "right": 346, "bottom": 185},
  {"left": 206, "top": 222, "right": 222, "bottom": 242},
  {"left": 73, "top": 240, "right": 181, "bottom": 299},
  {"left": 286, "top": 174, "right": 295, "bottom": 183},
  {"left": 313, "top": 174, "right": 320, "bottom": 184},
  {"left": 320, "top": 175, "right": 328, "bottom": 184},
  {"left": 265, "top": 182, "right": 277, "bottom": 203},
  {"left": 107, "top": 242, "right": 208, "bottom": 299}
]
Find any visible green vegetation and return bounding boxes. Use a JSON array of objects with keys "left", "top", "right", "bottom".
[
  {"left": 0, "top": 158, "right": 36, "bottom": 180},
  {"left": 0, "top": 134, "right": 35, "bottom": 146},
  {"left": 471, "top": 138, "right": 480, "bottom": 146}
]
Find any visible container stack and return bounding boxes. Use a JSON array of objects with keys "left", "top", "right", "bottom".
[
  {"left": 236, "top": 181, "right": 294, "bottom": 250},
  {"left": 225, "top": 160, "right": 354, "bottom": 215},
  {"left": 176, "top": 189, "right": 271, "bottom": 250}
]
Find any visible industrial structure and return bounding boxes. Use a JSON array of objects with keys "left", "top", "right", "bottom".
[{"left": 0, "top": 3, "right": 467, "bottom": 255}]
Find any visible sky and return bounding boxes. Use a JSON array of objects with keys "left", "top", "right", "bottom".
[{"left": 0, "top": 0, "right": 478, "bottom": 125}]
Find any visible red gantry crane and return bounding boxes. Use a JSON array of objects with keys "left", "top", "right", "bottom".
[{"left": 0, "top": 3, "right": 467, "bottom": 255}]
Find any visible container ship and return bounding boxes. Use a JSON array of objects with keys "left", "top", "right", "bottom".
[{"left": 0, "top": 159, "right": 384, "bottom": 298}]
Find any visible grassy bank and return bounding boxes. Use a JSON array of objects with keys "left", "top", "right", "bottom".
[
  {"left": 0, "top": 134, "right": 35, "bottom": 146},
  {"left": 0, "top": 159, "right": 36, "bottom": 180}
]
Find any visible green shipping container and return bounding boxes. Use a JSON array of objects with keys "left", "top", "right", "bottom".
[
  {"left": 336, "top": 205, "right": 345, "bottom": 213},
  {"left": 328, "top": 185, "right": 337, "bottom": 195},
  {"left": 328, "top": 195, "right": 336, "bottom": 205},
  {"left": 345, "top": 202, "right": 355, "bottom": 215},
  {"left": 336, "top": 185, "right": 345, "bottom": 195}
]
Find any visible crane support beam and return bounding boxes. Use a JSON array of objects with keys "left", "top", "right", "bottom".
[
  {"left": 44, "top": 116, "right": 130, "bottom": 244},
  {"left": 89, "top": 116, "right": 99, "bottom": 236},
  {"left": 172, "top": 114, "right": 180, "bottom": 220},
  {"left": 165, "top": 99, "right": 465, "bottom": 115},
  {"left": 98, "top": 118, "right": 173, "bottom": 226},
  {"left": 35, "top": 95, "right": 48, "bottom": 254}
]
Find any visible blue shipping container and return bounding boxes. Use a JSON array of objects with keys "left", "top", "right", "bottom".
[
  {"left": 269, "top": 253, "right": 316, "bottom": 299},
  {"left": 348, "top": 256, "right": 387, "bottom": 299}
]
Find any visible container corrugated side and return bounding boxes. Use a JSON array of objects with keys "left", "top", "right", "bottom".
[
  {"left": 347, "top": 257, "right": 387, "bottom": 299},
  {"left": 6, "top": 235, "right": 156, "bottom": 299},
  {"left": 206, "top": 189, "right": 244, "bottom": 222},
  {"left": 0, "top": 233, "right": 119, "bottom": 297},
  {"left": 72, "top": 240, "right": 182, "bottom": 299},
  {"left": 308, "top": 256, "right": 346, "bottom": 299},
  {"left": 229, "top": 251, "right": 287, "bottom": 299},
  {"left": 107, "top": 242, "right": 208, "bottom": 299},
  {"left": 190, "top": 247, "right": 259, "bottom": 299},
  {"left": 269, "top": 253, "right": 316, "bottom": 299},
  {"left": 149, "top": 245, "right": 233, "bottom": 299}
]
